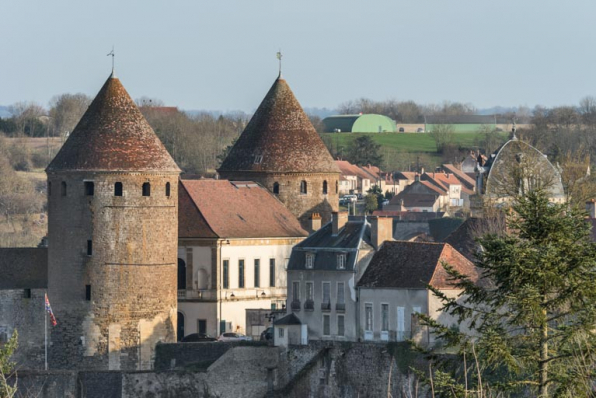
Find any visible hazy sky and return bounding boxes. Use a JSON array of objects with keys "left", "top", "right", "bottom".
[{"left": 1, "top": 1, "right": 595, "bottom": 113}]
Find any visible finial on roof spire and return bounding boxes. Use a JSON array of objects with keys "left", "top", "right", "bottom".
[
  {"left": 276, "top": 50, "right": 283, "bottom": 78},
  {"left": 107, "top": 46, "right": 115, "bottom": 77}
]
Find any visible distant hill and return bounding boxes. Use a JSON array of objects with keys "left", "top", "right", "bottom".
[{"left": 0, "top": 106, "right": 10, "bottom": 118}]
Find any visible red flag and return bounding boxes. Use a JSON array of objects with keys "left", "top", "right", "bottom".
[{"left": 45, "top": 293, "right": 57, "bottom": 326}]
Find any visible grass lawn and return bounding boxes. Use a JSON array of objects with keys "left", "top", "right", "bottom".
[{"left": 321, "top": 131, "right": 508, "bottom": 154}]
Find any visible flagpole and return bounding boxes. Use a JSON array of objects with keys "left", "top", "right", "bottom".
[{"left": 45, "top": 292, "right": 48, "bottom": 371}]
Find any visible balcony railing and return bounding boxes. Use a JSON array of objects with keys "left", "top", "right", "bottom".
[
  {"left": 321, "top": 302, "right": 331, "bottom": 311},
  {"left": 291, "top": 300, "right": 301, "bottom": 311},
  {"left": 304, "top": 299, "right": 314, "bottom": 311},
  {"left": 177, "top": 289, "right": 218, "bottom": 301},
  {"left": 335, "top": 303, "right": 345, "bottom": 312}
]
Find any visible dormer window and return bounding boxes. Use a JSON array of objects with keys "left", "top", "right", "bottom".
[
  {"left": 254, "top": 155, "right": 263, "bottom": 164},
  {"left": 305, "top": 253, "right": 315, "bottom": 269},
  {"left": 337, "top": 254, "right": 346, "bottom": 270}
]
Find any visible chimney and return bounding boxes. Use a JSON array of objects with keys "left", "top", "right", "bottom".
[
  {"left": 370, "top": 216, "right": 393, "bottom": 250},
  {"left": 586, "top": 199, "right": 596, "bottom": 218},
  {"left": 332, "top": 211, "right": 348, "bottom": 235},
  {"left": 310, "top": 213, "right": 322, "bottom": 233},
  {"left": 414, "top": 174, "right": 420, "bottom": 182}
]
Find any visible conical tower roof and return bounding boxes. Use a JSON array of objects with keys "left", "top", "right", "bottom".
[
  {"left": 47, "top": 74, "right": 180, "bottom": 173},
  {"left": 218, "top": 76, "right": 339, "bottom": 174}
]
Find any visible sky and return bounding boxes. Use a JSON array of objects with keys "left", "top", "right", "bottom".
[{"left": 1, "top": 1, "right": 595, "bottom": 113}]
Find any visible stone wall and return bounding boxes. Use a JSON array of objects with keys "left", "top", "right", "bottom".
[
  {"left": 47, "top": 171, "right": 179, "bottom": 371},
  {"left": 0, "top": 289, "right": 46, "bottom": 369}
]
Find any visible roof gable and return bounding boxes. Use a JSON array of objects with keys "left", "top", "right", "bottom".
[{"left": 47, "top": 75, "right": 179, "bottom": 173}]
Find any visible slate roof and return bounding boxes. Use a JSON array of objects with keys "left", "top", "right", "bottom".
[
  {"left": 371, "top": 211, "right": 445, "bottom": 221},
  {"left": 288, "top": 217, "right": 371, "bottom": 272},
  {"left": 178, "top": 179, "right": 308, "bottom": 239},
  {"left": 218, "top": 76, "right": 339, "bottom": 175},
  {"left": 0, "top": 248, "right": 47, "bottom": 289},
  {"left": 274, "top": 313, "right": 302, "bottom": 326},
  {"left": 47, "top": 74, "right": 180, "bottom": 173},
  {"left": 357, "top": 241, "right": 478, "bottom": 289}
]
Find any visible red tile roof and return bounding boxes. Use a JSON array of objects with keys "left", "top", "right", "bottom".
[
  {"left": 47, "top": 75, "right": 180, "bottom": 173},
  {"left": 219, "top": 77, "right": 339, "bottom": 174},
  {"left": 179, "top": 179, "right": 308, "bottom": 239},
  {"left": 357, "top": 241, "right": 479, "bottom": 289}
]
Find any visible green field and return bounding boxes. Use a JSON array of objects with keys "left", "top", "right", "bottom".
[{"left": 321, "top": 131, "right": 508, "bottom": 170}]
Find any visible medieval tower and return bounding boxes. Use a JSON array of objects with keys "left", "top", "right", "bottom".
[
  {"left": 218, "top": 74, "right": 340, "bottom": 229},
  {"left": 46, "top": 73, "right": 181, "bottom": 370}
]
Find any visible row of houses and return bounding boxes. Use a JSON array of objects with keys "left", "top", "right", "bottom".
[{"left": 275, "top": 213, "right": 478, "bottom": 345}]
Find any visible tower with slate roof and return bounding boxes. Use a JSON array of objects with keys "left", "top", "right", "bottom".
[
  {"left": 218, "top": 75, "right": 340, "bottom": 229},
  {"left": 46, "top": 73, "right": 180, "bottom": 370}
]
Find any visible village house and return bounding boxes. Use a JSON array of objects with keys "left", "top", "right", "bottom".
[
  {"left": 283, "top": 213, "right": 393, "bottom": 342},
  {"left": 177, "top": 179, "right": 308, "bottom": 340},
  {"left": 356, "top": 241, "right": 478, "bottom": 344}
]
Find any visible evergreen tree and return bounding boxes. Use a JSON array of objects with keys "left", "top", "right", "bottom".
[
  {"left": 348, "top": 136, "right": 383, "bottom": 166},
  {"left": 421, "top": 190, "right": 596, "bottom": 397}
]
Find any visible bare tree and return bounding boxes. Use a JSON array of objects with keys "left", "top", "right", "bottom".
[{"left": 48, "top": 93, "right": 91, "bottom": 138}]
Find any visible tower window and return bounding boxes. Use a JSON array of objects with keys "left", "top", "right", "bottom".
[
  {"left": 85, "top": 285, "right": 91, "bottom": 301},
  {"left": 87, "top": 240, "right": 93, "bottom": 256},
  {"left": 48, "top": 182, "right": 52, "bottom": 196},
  {"left": 336, "top": 180, "right": 339, "bottom": 194},
  {"left": 23, "top": 289, "right": 31, "bottom": 299},
  {"left": 300, "top": 180, "right": 307, "bottom": 195},
  {"left": 273, "top": 182, "right": 280, "bottom": 195},
  {"left": 142, "top": 182, "right": 151, "bottom": 197},
  {"left": 61, "top": 181, "right": 67, "bottom": 196},
  {"left": 166, "top": 182, "right": 171, "bottom": 197},
  {"left": 114, "top": 182, "right": 123, "bottom": 196},
  {"left": 323, "top": 180, "right": 328, "bottom": 195},
  {"left": 84, "top": 181, "right": 94, "bottom": 196}
]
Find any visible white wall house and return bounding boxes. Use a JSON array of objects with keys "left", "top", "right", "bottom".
[
  {"left": 356, "top": 241, "right": 478, "bottom": 345},
  {"left": 177, "top": 179, "right": 307, "bottom": 340}
]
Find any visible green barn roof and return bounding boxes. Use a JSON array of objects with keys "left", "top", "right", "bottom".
[{"left": 322, "top": 114, "right": 396, "bottom": 133}]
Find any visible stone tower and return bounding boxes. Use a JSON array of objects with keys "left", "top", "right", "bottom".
[
  {"left": 218, "top": 75, "right": 340, "bottom": 229},
  {"left": 46, "top": 73, "right": 181, "bottom": 370}
]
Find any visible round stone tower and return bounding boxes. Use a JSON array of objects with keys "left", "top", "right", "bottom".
[
  {"left": 46, "top": 73, "right": 180, "bottom": 370},
  {"left": 218, "top": 75, "right": 340, "bottom": 229}
]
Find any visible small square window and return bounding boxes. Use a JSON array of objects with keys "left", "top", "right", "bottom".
[
  {"left": 23, "top": 289, "right": 31, "bottom": 299},
  {"left": 337, "top": 254, "right": 346, "bottom": 270},
  {"left": 84, "top": 181, "right": 94, "bottom": 196}
]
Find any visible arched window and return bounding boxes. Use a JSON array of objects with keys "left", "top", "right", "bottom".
[
  {"left": 61, "top": 181, "right": 67, "bottom": 197},
  {"left": 165, "top": 182, "right": 171, "bottom": 197},
  {"left": 142, "top": 182, "right": 151, "bottom": 197},
  {"left": 114, "top": 182, "right": 123, "bottom": 196},
  {"left": 273, "top": 182, "right": 280, "bottom": 195},
  {"left": 323, "top": 180, "right": 328, "bottom": 195},
  {"left": 300, "top": 180, "right": 307, "bottom": 195}
]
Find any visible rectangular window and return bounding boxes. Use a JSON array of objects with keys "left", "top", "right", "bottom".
[
  {"left": 86, "top": 285, "right": 91, "bottom": 301},
  {"left": 337, "top": 254, "right": 346, "bottom": 269},
  {"left": 306, "top": 282, "right": 314, "bottom": 301},
  {"left": 198, "top": 319, "right": 207, "bottom": 335},
  {"left": 84, "top": 181, "right": 94, "bottom": 196},
  {"left": 292, "top": 281, "right": 300, "bottom": 301},
  {"left": 223, "top": 260, "right": 229, "bottom": 289},
  {"left": 87, "top": 240, "right": 93, "bottom": 256},
  {"left": 397, "top": 306, "right": 405, "bottom": 341},
  {"left": 254, "top": 259, "right": 260, "bottom": 288},
  {"left": 365, "top": 304, "right": 373, "bottom": 331},
  {"left": 278, "top": 327, "right": 284, "bottom": 338},
  {"left": 238, "top": 260, "right": 245, "bottom": 288},
  {"left": 323, "top": 315, "right": 330, "bottom": 336},
  {"left": 305, "top": 253, "right": 315, "bottom": 269},
  {"left": 382, "top": 304, "right": 389, "bottom": 332},
  {"left": 269, "top": 258, "right": 276, "bottom": 287},
  {"left": 23, "top": 289, "right": 31, "bottom": 299},
  {"left": 322, "top": 282, "right": 330, "bottom": 304},
  {"left": 337, "top": 315, "right": 345, "bottom": 336},
  {"left": 337, "top": 283, "right": 345, "bottom": 304}
]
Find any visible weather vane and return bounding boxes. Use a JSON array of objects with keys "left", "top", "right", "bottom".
[
  {"left": 107, "top": 46, "right": 115, "bottom": 76},
  {"left": 276, "top": 50, "right": 282, "bottom": 76}
]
